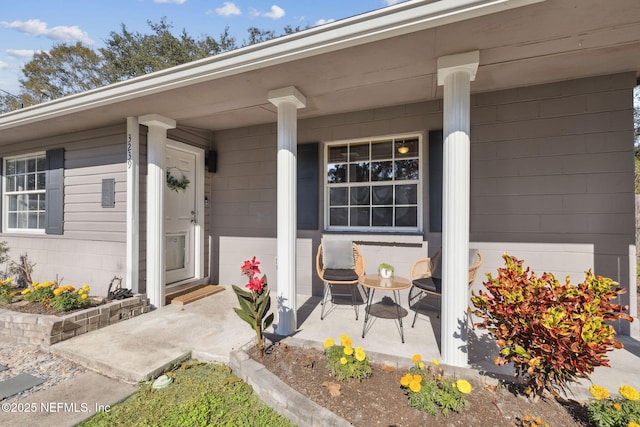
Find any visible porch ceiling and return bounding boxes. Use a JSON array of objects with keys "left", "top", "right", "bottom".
[{"left": 0, "top": 0, "right": 639, "bottom": 144}]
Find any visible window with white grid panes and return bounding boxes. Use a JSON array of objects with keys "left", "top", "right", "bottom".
[
  {"left": 4, "top": 153, "right": 46, "bottom": 231},
  {"left": 325, "top": 135, "right": 421, "bottom": 231}
]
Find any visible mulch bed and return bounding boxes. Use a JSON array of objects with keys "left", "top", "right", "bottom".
[{"left": 250, "top": 342, "right": 590, "bottom": 427}]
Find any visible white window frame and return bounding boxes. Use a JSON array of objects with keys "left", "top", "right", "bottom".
[
  {"left": 324, "top": 133, "right": 423, "bottom": 232},
  {"left": 3, "top": 152, "right": 47, "bottom": 234}
]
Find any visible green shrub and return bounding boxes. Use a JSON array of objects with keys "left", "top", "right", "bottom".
[{"left": 470, "top": 254, "right": 633, "bottom": 398}]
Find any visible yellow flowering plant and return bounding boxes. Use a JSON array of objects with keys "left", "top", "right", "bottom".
[
  {"left": 587, "top": 384, "right": 640, "bottom": 427},
  {"left": 0, "top": 277, "right": 17, "bottom": 303},
  {"left": 323, "top": 334, "right": 371, "bottom": 381},
  {"left": 22, "top": 281, "right": 56, "bottom": 303},
  {"left": 50, "top": 284, "right": 91, "bottom": 312},
  {"left": 399, "top": 355, "right": 471, "bottom": 416}
]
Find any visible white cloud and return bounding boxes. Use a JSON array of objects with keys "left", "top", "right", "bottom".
[
  {"left": 314, "top": 18, "right": 335, "bottom": 26},
  {"left": 154, "top": 0, "right": 187, "bottom": 4},
  {"left": 0, "top": 19, "right": 94, "bottom": 45},
  {"left": 0, "top": 61, "right": 8, "bottom": 69},
  {"left": 215, "top": 2, "right": 241, "bottom": 16},
  {"left": 251, "top": 5, "right": 285, "bottom": 20},
  {"left": 264, "top": 5, "right": 285, "bottom": 19},
  {"left": 6, "top": 49, "right": 38, "bottom": 58}
]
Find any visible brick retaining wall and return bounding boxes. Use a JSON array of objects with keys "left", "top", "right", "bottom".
[{"left": 0, "top": 295, "right": 150, "bottom": 348}]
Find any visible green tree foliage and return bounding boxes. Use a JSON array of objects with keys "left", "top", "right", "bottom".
[
  {"left": 20, "top": 42, "right": 106, "bottom": 103},
  {"left": 0, "top": 18, "right": 303, "bottom": 113},
  {"left": 243, "top": 24, "right": 306, "bottom": 46},
  {"left": 0, "top": 91, "right": 24, "bottom": 112},
  {"left": 244, "top": 27, "right": 277, "bottom": 45},
  {"left": 100, "top": 18, "right": 237, "bottom": 82}
]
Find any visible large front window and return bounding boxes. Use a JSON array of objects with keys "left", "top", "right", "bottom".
[
  {"left": 4, "top": 153, "right": 46, "bottom": 231},
  {"left": 325, "top": 135, "right": 421, "bottom": 231}
]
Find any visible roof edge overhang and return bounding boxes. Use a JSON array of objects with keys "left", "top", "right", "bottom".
[{"left": 0, "top": 0, "right": 545, "bottom": 131}]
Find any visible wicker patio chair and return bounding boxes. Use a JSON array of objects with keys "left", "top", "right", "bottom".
[
  {"left": 315, "top": 241, "right": 365, "bottom": 320},
  {"left": 408, "top": 249, "right": 483, "bottom": 326}
]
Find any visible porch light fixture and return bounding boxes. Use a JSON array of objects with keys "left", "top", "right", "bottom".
[{"left": 397, "top": 143, "right": 409, "bottom": 154}]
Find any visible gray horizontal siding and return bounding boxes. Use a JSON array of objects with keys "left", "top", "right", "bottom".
[
  {"left": 0, "top": 122, "right": 129, "bottom": 296},
  {"left": 470, "top": 73, "right": 635, "bottom": 246},
  {"left": 470, "top": 73, "right": 636, "bottom": 312},
  {"left": 168, "top": 127, "right": 211, "bottom": 149},
  {"left": 63, "top": 130, "right": 127, "bottom": 243}
]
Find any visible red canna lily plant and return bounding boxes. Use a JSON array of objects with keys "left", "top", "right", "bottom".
[{"left": 232, "top": 257, "right": 274, "bottom": 358}]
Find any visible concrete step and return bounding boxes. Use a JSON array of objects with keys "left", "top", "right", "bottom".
[{"left": 51, "top": 338, "right": 191, "bottom": 384}]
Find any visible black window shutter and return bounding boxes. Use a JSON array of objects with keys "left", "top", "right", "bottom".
[
  {"left": 297, "top": 143, "right": 319, "bottom": 230},
  {"left": 428, "top": 130, "right": 443, "bottom": 232},
  {"left": 45, "top": 148, "right": 64, "bottom": 235}
]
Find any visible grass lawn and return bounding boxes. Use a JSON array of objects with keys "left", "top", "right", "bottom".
[{"left": 78, "top": 360, "right": 293, "bottom": 427}]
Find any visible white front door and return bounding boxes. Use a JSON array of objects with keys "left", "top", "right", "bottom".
[{"left": 165, "top": 144, "right": 197, "bottom": 284}]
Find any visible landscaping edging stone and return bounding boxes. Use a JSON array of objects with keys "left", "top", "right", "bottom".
[
  {"left": 0, "top": 294, "right": 150, "bottom": 349},
  {"left": 230, "top": 338, "right": 351, "bottom": 427}
]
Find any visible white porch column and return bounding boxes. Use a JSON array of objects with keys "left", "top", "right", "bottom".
[
  {"left": 437, "top": 51, "right": 479, "bottom": 367},
  {"left": 126, "top": 117, "right": 140, "bottom": 293},
  {"left": 268, "top": 86, "right": 306, "bottom": 336},
  {"left": 629, "top": 245, "right": 639, "bottom": 337},
  {"left": 139, "top": 114, "right": 176, "bottom": 308}
]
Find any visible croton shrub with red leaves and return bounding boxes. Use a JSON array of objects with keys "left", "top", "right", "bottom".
[{"left": 470, "top": 254, "right": 633, "bottom": 398}]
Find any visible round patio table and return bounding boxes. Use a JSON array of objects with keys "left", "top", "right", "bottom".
[{"left": 359, "top": 274, "right": 410, "bottom": 343}]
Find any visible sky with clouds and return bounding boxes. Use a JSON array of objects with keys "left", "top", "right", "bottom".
[{"left": 0, "top": 0, "right": 406, "bottom": 95}]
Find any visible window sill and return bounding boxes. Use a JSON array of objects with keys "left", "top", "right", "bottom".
[
  {"left": 1, "top": 230, "right": 47, "bottom": 236},
  {"left": 321, "top": 232, "right": 424, "bottom": 247}
]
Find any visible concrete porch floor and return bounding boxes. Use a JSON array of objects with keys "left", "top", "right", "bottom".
[{"left": 49, "top": 284, "right": 640, "bottom": 400}]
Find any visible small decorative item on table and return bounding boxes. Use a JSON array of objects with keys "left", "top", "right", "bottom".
[{"left": 378, "top": 263, "right": 394, "bottom": 279}]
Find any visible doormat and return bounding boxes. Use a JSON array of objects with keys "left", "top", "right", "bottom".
[{"left": 168, "top": 285, "right": 225, "bottom": 306}]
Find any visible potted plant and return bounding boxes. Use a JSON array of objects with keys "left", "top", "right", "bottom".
[{"left": 378, "top": 263, "right": 394, "bottom": 279}]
